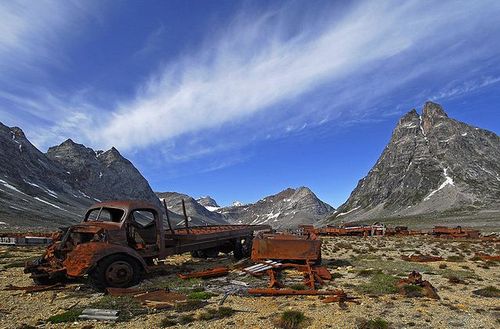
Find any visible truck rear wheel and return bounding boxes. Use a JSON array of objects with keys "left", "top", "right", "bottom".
[{"left": 89, "top": 254, "right": 142, "bottom": 290}]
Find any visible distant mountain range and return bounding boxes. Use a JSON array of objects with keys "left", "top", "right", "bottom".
[
  {"left": 1, "top": 101, "right": 498, "bottom": 230},
  {"left": 157, "top": 187, "right": 335, "bottom": 229},
  {"left": 0, "top": 123, "right": 158, "bottom": 229},
  {"left": 330, "top": 101, "right": 500, "bottom": 223}
]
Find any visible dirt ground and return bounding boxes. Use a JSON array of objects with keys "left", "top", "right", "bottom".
[{"left": 0, "top": 236, "right": 499, "bottom": 329}]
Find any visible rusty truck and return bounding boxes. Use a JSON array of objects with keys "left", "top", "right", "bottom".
[{"left": 25, "top": 200, "right": 270, "bottom": 289}]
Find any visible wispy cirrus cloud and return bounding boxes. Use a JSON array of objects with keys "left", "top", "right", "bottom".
[
  {"left": 1, "top": 0, "right": 500, "bottom": 164},
  {"left": 89, "top": 0, "right": 500, "bottom": 153}
]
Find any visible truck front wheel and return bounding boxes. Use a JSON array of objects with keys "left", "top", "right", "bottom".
[{"left": 89, "top": 254, "right": 142, "bottom": 290}]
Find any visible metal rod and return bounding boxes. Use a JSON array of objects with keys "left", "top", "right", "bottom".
[
  {"left": 182, "top": 199, "right": 189, "bottom": 232},
  {"left": 163, "top": 199, "right": 175, "bottom": 235}
]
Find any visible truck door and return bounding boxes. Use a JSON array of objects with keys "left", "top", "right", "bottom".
[{"left": 128, "top": 209, "right": 160, "bottom": 256}]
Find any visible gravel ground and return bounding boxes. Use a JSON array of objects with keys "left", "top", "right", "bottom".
[{"left": 0, "top": 236, "right": 498, "bottom": 329}]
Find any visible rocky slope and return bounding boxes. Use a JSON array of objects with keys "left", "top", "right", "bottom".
[
  {"left": 331, "top": 101, "right": 500, "bottom": 223},
  {"left": 217, "top": 187, "right": 335, "bottom": 229},
  {"left": 0, "top": 122, "right": 158, "bottom": 229},
  {"left": 157, "top": 192, "right": 227, "bottom": 226},
  {"left": 47, "top": 139, "right": 158, "bottom": 205},
  {"left": 196, "top": 196, "right": 220, "bottom": 211}
]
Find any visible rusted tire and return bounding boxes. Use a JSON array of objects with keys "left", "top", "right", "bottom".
[{"left": 89, "top": 254, "right": 142, "bottom": 290}]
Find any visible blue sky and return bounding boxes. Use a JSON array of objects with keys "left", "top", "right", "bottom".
[{"left": 1, "top": 0, "right": 499, "bottom": 207}]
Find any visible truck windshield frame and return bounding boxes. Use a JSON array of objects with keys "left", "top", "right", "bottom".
[{"left": 84, "top": 207, "right": 125, "bottom": 223}]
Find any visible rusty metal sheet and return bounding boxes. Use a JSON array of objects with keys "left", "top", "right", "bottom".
[
  {"left": 248, "top": 288, "right": 345, "bottom": 296},
  {"left": 251, "top": 233, "right": 321, "bottom": 262},
  {"left": 178, "top": 267, "right": 229, "bottom": 279},
  {"left": 4, "top": 283, "right": 65, "bottom": 292}
]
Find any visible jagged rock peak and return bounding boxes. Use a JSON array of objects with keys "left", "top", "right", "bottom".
[
  {"left": 398, "top": 109, "right": 419, "bottom": 124},
  {"left": 197, "top": 196, "right": 219, "bottom": 208},
  {"left": 423, "top": 101, "right": 448, "bottom": 119},
  {"left": 9, "top": 127, "right": 26, "bottom": 139}
]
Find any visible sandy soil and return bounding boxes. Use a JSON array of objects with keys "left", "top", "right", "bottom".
[{"left": 0, "top": 236, "right": 498, "bottom": 329}]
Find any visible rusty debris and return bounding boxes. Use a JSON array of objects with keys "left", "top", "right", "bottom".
[
  {"left": 321, "top": 290, "right": 358, "bottom": 304},
  {"left": 178, "top": 267, "right": 229, "bottom": 279},
  {"left": 251, "top": 232, "right": 321, "bottom": 263},
  {"left": 248, "top": 288, "right": 346, "bottom": 296},
  {"left": 106, "top": 287, "right": 187, "bottom": 309},
  {"left": 401, "top": 254, "right": 443, "bottom": 262},
  {"left": 396, "top": 271, "right": 440, "bottom": 300},
  {"left": 314, "top": 223, "right": 387, "bottom": 237},
  {"left": 78, "top": 309, "right": 119, "bottom": 322},
  {"left": 432, "top": 226, "right": 480, "bottom": 239},
  {"left": 4, "top": 283, "right": 65, "bottom": 293},
  {"left": 473, "top": 253, "right": 500, "bottom": 261}
]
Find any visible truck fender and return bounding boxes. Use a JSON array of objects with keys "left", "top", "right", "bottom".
[{"left": 63, "top": 242, "right": 148, "bottom": 277}]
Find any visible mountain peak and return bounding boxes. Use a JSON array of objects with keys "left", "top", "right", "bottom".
[
  {"left": 9, "top": 127, "right": 26, "bottom": 139},
  {"left": 423, "top": 101, "right": 448, "bottom": 119},
  {"left": 197, "top": 196, "right": 219, "bottom": 208},
  {"left": 331, "top": 102, "right": 500, "bottom": 223}
]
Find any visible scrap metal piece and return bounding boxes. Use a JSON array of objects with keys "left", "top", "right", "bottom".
[
  {"left": 432, "top": 226, "right": 480, "bottom": 239},
  {"left": 78, "top": 309, "right": 119, "bottom": 322},
  {"left": 474, "top": 253, "right": 500, "bottom": 261},
  {"left": 106, "top": 287, "right": 145, "bottom": 296},
  {"left": 396, "top": 271, "right": 440, "bottom": 300},
  {"left": 178, "top": 267, "right": 229, "bottom": 279},
  {"left": 251, "top": 233, "right": 321, "bottom": 263},
  {"left": 4, "top": 283, "right": 65, "bottom": 292},
  {"left": 401, "top": 254, "right": 443, "bottom": 262},
  {"left": 321, "top": 290, "right": 358, "bottom": 304},
  {"left": 243, "top": 260, "right": 282, "bottom": 275},
  {"left": 248, "top": 288, "right": 346, "bottom": 296}
]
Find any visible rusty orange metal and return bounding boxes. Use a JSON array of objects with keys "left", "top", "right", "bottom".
[
  {"left": 178, "top": 267, "right": 229, "bottom": 279},
  {"left": 474, "top": 253, "right": 500, "bottom": 261},
  {"left": 251, "top": 233, "right": 321, "bottom": 263},
  {"left": 396, "top": 271, "right": 440, "bottom": 300},
  {"left": 248, "top": 288, "right": 346, "bottom": 296},
  {"left": 315, "top": 223, "right": 386, "bottom": 237},
  {"left": 432, "top": 226, "right": 480, "bottom": 239}
]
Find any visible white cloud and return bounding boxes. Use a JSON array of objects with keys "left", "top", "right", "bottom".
[
  {"left": 1, "top": 0, "right": 500, "bottom": 158},
  {"left": 91, "top": 0, "right": 500, "bottom": 151}
]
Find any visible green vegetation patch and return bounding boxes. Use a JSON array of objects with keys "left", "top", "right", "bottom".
[
  {"left": 160, "top": 314, "right": 195, "bottom": 327},
  {"left": 187, "top": 291, "right": 214, "bottom": 300},
  {"left": 447, "top": 255, "right": 465, "bottom": 262},
  {"left": 290, "top": 283, "right": 308, "bottom": 291},
  {"left": 400, "top": 284, "right": 423, "bottom": 298},
  {"left": 472, "top": 286, "right": 500, "bottom": 298},
  {"left": 356, "top": 273, "right": 398, "bottom": 295},
  {"left": 47, "top": 309, "right": 82, "bottom": 324},
  {"left": 88, "top": 295, "right": 146, "bottom": 322},
  {"left": 353, "top": 259, "right": 433, "bottom": 275},
  {"left": 198, "top": 307, "right": 236, "bottom": 321},
  {"left": 357, "top": 317, "right": 390, "bottom": 329},
  {"left": 277, "top": 310, "right": 307, "bottom": 329},
  {"left": 174, "top": 300, "right": 207, "bottom": 312}
]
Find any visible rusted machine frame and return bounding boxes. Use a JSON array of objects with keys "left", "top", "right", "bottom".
[
  {"left": 248, "top": 288, "right": 345, "bottom": 296},
  {"left": 250, "top": 232, "right": 321, "bottom": 263},
  {"left": 315, "top": 223, "right": 386, "bottom": 237},
  {"left": 178, "top": 267, "right": 229, "bottom": 279}
]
